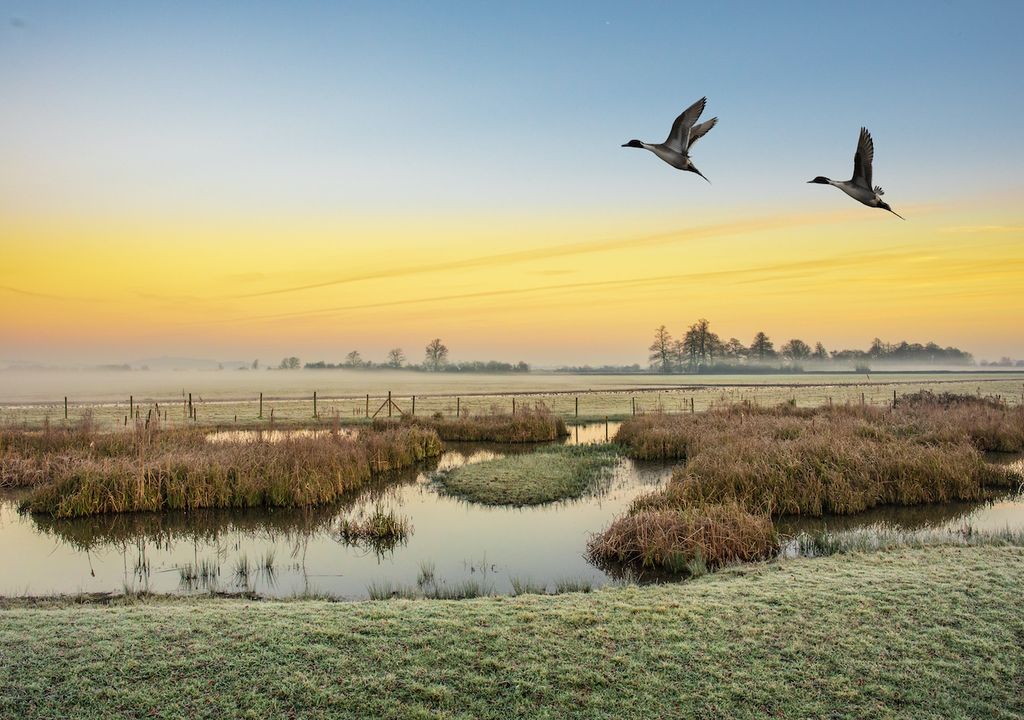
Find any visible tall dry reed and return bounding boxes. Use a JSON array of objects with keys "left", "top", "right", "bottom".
[
  {"left": 588, "top": 503, "right": 778, "bottom": 572},
  {"left": 374, "top": 406, "right": 567, "bottom": 443},
  {"left": 596, "top": 395, "right": 1023, "bottom": 571},
  {"left": 20, "top": 427, "right": 441, "bottom": 518}
]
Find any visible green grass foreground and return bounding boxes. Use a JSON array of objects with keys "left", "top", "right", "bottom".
[
  {"left": 2, "top": 546, "right": 1023, "bottom": 719},
  {"left": 433, "top": 444, "right": 618, "bottom": 505}
]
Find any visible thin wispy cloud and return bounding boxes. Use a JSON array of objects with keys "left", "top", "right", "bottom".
[
  {"left": 939, "top": 225, "right": 1024, "bottom": 234},
  {"left": 0, "top": 285, "right": 93, "bottom": 301},
  {"left": 192, "top": 245, "right": 931, "bottom": 327},
  {"left": 223, "top": 211, "right": 869, "bottom": 300}
]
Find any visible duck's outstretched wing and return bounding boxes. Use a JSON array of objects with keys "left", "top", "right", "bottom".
[
  {"left": 664, "top": 97, "right": 706, "bottom": 152},
  {"left": 852, "top": 126, "right": 874, "bottom": 191},
  {"left": 686, "top": 117, "right": 717, "bottom": 149}
]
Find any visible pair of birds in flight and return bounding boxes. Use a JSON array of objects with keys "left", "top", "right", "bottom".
[{"left": 622, "top": 97, "right": 904, "bottom": 219}]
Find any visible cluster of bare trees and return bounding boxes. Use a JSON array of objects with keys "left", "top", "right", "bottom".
[
  {"left": 649, "top": 320, "right": 972, "bottom": 372},
  {"left": 289, "top": 338, "right": 526, "bottom": 373},
  {"left": 649, "top": 320, "right": 828, "bottom": 372},
  {"left": 290, "top": 339, "right": 448, "bottom": 371}
]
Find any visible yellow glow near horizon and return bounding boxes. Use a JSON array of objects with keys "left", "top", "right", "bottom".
[{"left": 2, "top": 201, "right": 1023, "bottom": 364}]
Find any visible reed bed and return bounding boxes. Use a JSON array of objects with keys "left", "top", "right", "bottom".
[
  {"left": 615, "top": 396, "right": 1024, "bottom": 460},
  {"left": 635, "top": 430, "right": 1011, "bottom": 518},
  {"left": 19, "top": 427, "right": 441, "bottom": 518},
  {"left": 594, "top": 395, "right": 1023, "bottom": 572},
  {"left": 374, "top": 406, "right": 568, "bottom": 443},
  {"left": 628, "top": 405, "right": 1020, "bottom": 518},
  {"left": 1, "top": 421, "right": 206, "bottom": 489},
  {"left": 588, "top": 503, "right": 778, "bottom": 572},
  {"left": 339, "top": 506, "right": 412, "bottom": 548}
]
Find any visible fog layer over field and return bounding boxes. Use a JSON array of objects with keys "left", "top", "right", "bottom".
[{"left": 1, "top": 368, "right": 1023, "bottom": 404}]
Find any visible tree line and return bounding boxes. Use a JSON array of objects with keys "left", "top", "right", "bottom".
[
  {"left": 276, "top": 339, "right": 529, "bottom": 373},
  {"left": 648, "top": 320, "right": 973, "bottom": 373}
]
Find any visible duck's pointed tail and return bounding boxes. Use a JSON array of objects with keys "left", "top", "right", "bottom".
[{"left": 690, "top": 165, "right": 711, "bottom": 184}]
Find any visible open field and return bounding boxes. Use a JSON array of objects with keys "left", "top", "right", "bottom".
[
  {"left": 2, "top": 369, "right": 1023, "bottom": 431},
  {"left": 1, "top": 545, "right": 1022, "bottom": 719}
]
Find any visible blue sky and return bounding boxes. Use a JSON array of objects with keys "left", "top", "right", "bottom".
[
  {"left": 3, "top": 2, "right": 1024, "bottom": 364},
  {"left": 3, "top": 1, "right": 1023, "bottom": 217}
]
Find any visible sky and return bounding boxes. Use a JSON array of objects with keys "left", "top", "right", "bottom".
[{"left": 2, "top": 1, "right": 1023, "bottom": 366}]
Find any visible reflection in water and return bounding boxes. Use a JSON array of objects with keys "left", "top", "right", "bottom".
[
  {"left": 777, "top": 455, "right": 1024, "bottom": 538},
  {"left": 567, "top": 421, "right": 622, "bottom": 446},
  {"left": 1, "top": 424, "right": 668, "bottom": 598},
  {"left": 206, "top": 428, "right": 358, "bottom": 444},
  {"left": 203, "top": 421, "right": 621, "bottom": 447},
  {"left": 3, "top": 436, "right": 1021, "bottom": 599},
  {"left": 776, "top": 454, "right": 1024, "bottom": 557},
  {"left": 433, "top": 448, "right": 504, "bottom": 471}
]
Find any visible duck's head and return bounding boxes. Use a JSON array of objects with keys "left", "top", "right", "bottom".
[
  {"left": 807, "top": 176, "right": 831, "bottom": 184},
  {"left": 879, "top": 201, "right": 906, "bottom": 220},
  {"left": 621, "top": 139, "right": 644, "bottom": 149}
]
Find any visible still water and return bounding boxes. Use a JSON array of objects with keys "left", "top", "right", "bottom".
[
  {"left": 204, "top": 420, "right": 618, "bottom": 446},
  {"left": 1, "top": 433, "right": 1020, "bottom": 599},
  {"left": 0, "top": 422, "right": 659, "bottom": 599},
  {"left": 777, "top": 455, "right": 1024, "bottom": 538}
]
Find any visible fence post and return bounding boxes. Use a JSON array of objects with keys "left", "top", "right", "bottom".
[
  {"left": 365, "top": 394, "right": 369, "bottom": 418},
  {"left": 575, "top": 396, "right": 578, "bottom": 417},
  {"left": 313, "top": 391, "right": 318, "bottom": 418},
  {"left": 259, "top": 392, "right": 263, "bottom": 418},
  {"left": 456, "top": 396, "right": 459, "bottom": 417},
  {"left": 412, "top": 395, "right": 416, "bottom": 416},
  {"left": 64, "top": 396, "right": 68, "bottom": 420},
  {"left": 893, "top": 389, "right": 897, "bottom": 408},
  {"left": 690, "top": 397, "right": 695, "bottom": 414},
  {"left": 130, "top": 395, "right": 133, "bottom": 418},
  {"left": 389, "top": 391, "right": 393, "bottom": 418},
  {"left": 512, "top": 397, "right": 516, "bottom": 415},
  {"left": 631, "top": 397, "right": 635, "bottom": 416},
  {"left": 605, "top": 416, "right": 609, "bottom": 442}
]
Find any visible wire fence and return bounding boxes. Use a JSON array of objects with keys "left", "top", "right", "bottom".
[{"left": 3, "top": 376, "right": 1023, "bottom": 431}]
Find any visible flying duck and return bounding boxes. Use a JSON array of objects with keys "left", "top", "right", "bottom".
[
  {"left": 622, "top": 97, "right": 717, "bottom": 182},
  {"left": 808, "top": 127, "right": 904, "bottom": 219}
]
